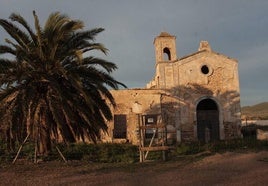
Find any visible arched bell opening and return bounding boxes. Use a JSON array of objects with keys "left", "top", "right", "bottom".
[{"left": 163, "top": 47, "right": 171, "bottom": 61}]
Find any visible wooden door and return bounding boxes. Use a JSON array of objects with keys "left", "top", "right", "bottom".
[{"left": 197, "top": 107, "right": 219, "bottom": 142}]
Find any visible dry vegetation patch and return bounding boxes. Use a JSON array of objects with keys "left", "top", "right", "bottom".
[{"left": 1, "top": 151, "right": 268, "bottom": 186}]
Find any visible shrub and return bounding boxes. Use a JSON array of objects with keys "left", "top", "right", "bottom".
[
  {"left": 55, "top": 143, "right": 138, "bottom": 163},
  {"left": 241, "top": 125, "right": 257, "bottom": 138},
  {"left": 173, "top": 138, "right": 268, "bottom": 157},
  {"left": 1, "top": 139, "right": 268, "bottom": 164},
  {"left": 174, "top": 142, "right": 207, "bottom": 155},
  {"left": 0, "top": 142, "right": 138, "bottom": 164}
]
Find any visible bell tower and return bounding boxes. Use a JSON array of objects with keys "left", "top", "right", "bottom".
[
  {"left": 154, "top": 32, "right": 177, "bottom": 63},
  {"left": 146, "top": 32, "right": 178, "bottom": 89}
]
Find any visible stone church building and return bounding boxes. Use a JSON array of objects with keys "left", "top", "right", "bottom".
[{"left": 102, "top": 32, "right": 241, "bottom": 145}]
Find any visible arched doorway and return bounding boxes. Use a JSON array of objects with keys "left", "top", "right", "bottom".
[{"left": 196, "top": 98, "right": 219, "bottom": 142}]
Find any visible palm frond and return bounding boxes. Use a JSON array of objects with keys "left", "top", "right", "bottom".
[
  {"left": 9, "top": 13, "right": 37, "bottom": 45},
  {"left": 33, "top": 11, "right": 44, "bottom": 60},
  {"left": 0, "top": 19, "right": 31, "bottom": 50},
  {"left": 82, "top": 57, "right": 117, "bottom": 72},
  {"left": 82, "top": 43, "right": 108, "bottom": 55},
  {"left": 0, "top": 45, "right": 16, "bottom": 55}
]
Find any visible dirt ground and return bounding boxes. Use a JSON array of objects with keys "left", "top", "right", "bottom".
[{"left": 1, "top": 151, "right": 268, "bottom": 186}]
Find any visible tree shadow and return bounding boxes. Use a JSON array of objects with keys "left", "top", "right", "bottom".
[{"left": 143, "top": 83, "right": 241, "bottom": 143}]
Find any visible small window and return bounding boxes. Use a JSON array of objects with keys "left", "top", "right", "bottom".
[
  {"left": 113, "top": 115, "right": 127, "bottom": 139},
  {"left": 201, "top": 65, "right": 209, "bottom": 74},
  {"left": 145, "top": 115, "right": 157, "bottom": 125}
]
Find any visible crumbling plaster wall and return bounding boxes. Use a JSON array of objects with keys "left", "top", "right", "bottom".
[{"left": 103, "top": 89, "right": 164, "bottom": 145}]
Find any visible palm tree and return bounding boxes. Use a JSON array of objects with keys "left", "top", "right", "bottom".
[{"left": 0, "top": 11, "right": 125, "bottom": 155}]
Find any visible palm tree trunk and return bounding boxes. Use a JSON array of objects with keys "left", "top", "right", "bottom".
[{"left": 38, "top": 109, "right": 51, "bottom": 156}]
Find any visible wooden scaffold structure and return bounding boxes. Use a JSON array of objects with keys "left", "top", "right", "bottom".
[{"left": 138, "top": 114, "right": 169, "bottom": 162}]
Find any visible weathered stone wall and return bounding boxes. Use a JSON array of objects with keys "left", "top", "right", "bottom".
[
  {"left": 148, "top": 37, "right": 241, "bottom": 141},
  {"left": 176, "top": 51, "right": 241, "bottom": 140},
  {"left": 160, "top": 95, "right": 181, "bottom": 142},
  {"left": 104, "top": 33, "right": 241, "bottom": 144},
  {"left": 103, "top": 89, "right": 164, "bottom": 145}
]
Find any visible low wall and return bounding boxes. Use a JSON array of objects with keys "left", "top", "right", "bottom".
[
  {"left": 241, "top": 120, "right": 268, "bottom": 126},
  {"left": 257, "top": 129, "right": 268, "bottom": 141}
]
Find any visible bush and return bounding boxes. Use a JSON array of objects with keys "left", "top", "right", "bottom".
[
  {"left": 50, "top": 143, "right": 138, "bottom": 163},
  {"left": 0, "top": 139, "right": 10, "bottom": 162},
  {"left": 173, "top": 138, "right": 268, "bottom": 157},
  {"left": 1, "top": 138, "right": 268, "bottom": 164},
  {"left": 175, "top": 142, "right": 207, "bottom": 155},
  {"left": 0, "top": 141, "right": 139, "bottom": 164},
  {"left": 241, "top": 125, "right": 257, "bottom": 138}
]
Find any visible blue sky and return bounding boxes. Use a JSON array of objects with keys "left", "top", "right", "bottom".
[{"left": 0, "top": 0, "right": 268, "bottom": 106}]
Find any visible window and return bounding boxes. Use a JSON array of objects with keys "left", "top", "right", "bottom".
[
  {"left": 145, "top": 115, "right": 157, "bottom": 125},
  {"left": 113, "top": 115, "right": 127, "bottom": 139},
  {"left": 201, "top": 65, "right": 209, "bottom": 74}
]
